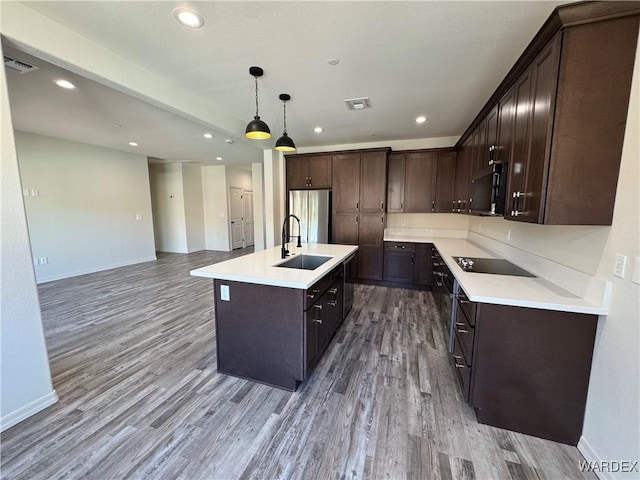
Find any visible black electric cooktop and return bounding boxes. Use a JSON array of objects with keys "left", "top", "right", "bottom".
[{"left": 454, "top": 257, "right": 536, "bottom": 277}]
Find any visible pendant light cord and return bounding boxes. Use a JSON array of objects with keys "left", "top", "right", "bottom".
[
  {"left": 254, "top": 76, "right": 259, "bottom": 117},
  {"left": 283, "top": 101, "right": 287, "bottom": 134}
]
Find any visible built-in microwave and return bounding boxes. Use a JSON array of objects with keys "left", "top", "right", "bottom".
[{"left": 469, "top": 162, "right": 508, "bottom": 216}]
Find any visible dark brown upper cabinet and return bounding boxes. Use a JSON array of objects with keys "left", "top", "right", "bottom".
[
  {"left": 285, "top": 154, "right": 331, "bottom": 189},
  {"left": 453, "top": 137, "right": 473, "bottom": 213},
  {"left": 457, "top": 4, "right": 640, "bottom": 226},
  {"left": 386, "top": 149, "right": 455, "bottom": 213}
]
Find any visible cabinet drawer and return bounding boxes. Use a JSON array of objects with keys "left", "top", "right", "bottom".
[
  {"left": 305, "top": 265, "right": 343, "bottom": 310},
  {"left": 457, "top": 288, "right": 477, "bottom": 326},
  {"left": 384, "top": 241, "right": 416, "bottom": 252},
  {"left": 452, "top": 336, "right": 471, "bottom": 401},
  {"left": 454, "top": 309, "right": 475, "bottom": 366}
]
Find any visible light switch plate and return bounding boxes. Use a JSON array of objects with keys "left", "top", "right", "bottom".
[
  {"left": 613, "top": 254, "right": 627, "bottom": 278},
  {"left": 632, "top": 257, "right": 640, "bottom": 285},
  {"left": 220, "top": 284, "right": 230, "bottom": 301}
]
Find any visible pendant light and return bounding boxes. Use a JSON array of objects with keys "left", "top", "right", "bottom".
[
  {"left": 245, "top": 66, "right": 271, "bottom": 140},
  {"left": 275, "top": 93, "right": 296, "bottom": 152}
]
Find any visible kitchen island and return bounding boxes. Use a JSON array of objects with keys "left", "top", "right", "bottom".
[{"left": 191, "top": 244, "right": 358, "bottom": 391}]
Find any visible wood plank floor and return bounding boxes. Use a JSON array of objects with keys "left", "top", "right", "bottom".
[{"left": 1, "top": 249, "right": 595, "bottom": 480}]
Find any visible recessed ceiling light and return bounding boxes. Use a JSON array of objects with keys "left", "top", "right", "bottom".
[
  {"left": 314, "top": 127, "right": 324, "bottom": 133},
  {"left": 55, "top": 79, "right": 76, "bottom": 89},
  {"left": 129, "top": 142, "right": 138, "bottom": 147},
  {"left": 173, "top": 7, "right": 204, "bottom": 28},
  {"left": 204, "top": 133, "right": 213, "bottom": 139},
  {"left": 328, "top": 58, "right": 340, "bottom": 66},
  {"left": 216, "top": 157, "right": 223, "bottom": 161},
  {"left": 416, "top": 115, "right": 428, "bottom": 124}
]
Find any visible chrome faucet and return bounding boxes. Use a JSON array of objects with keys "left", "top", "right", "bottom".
[{"left": 281, "top": 214, "right": 302, "bottom": 258}]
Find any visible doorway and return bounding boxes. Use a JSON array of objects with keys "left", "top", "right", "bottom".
[{"left": 229, "top": 187, "right": 254, "bottom": 250}]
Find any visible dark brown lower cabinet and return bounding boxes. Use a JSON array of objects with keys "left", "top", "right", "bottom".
[
  {"left": 452, "top": 296, "right": 598, "bottom": 445},
  {"left": 214, "top": 265, "right": 344, "bottom": 392},
  {"left": 382, "top": 242, "right": 433, "bottom": 288}
]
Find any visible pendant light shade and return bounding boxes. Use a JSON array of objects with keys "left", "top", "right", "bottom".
[
  {"left": 275, "top": 93, "right": 296, "bottom": 152},
  {"left": 245, "top": 66, "right": 271, "bottom": 140}
]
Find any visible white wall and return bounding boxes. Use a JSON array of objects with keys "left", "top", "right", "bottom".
[
  {"left": 0, "top": 47, "right": 57, "bottom": 431},
  {"left": 16, "top": 131, "right": 156, "bottom": 282},
  {"left": 225, "top": 166, "right": 252, "bottom": 191},
  {"left": 468, "top": 36, "right": 640, "bottom": 477},
  {"left": 202, "top": 165, "right": 230, "bottom": 251},
  {"left": 182, "top": 164, "right": 205, "bottom": 253},
  {"left": 252, "top": 162, "right": 266, "bottom": 251}
]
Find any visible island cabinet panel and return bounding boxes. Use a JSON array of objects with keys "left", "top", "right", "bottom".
[{"left": 214, "top": 280, "right": 305, "bottom": 391}]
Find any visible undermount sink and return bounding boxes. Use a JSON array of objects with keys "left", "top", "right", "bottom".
[{"left": 276, "top": 254, "right": 332, "bottom": 270}]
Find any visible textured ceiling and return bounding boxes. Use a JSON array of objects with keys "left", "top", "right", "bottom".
[{"left": 3, "top": 1, "right": 569, "bottom": 165}]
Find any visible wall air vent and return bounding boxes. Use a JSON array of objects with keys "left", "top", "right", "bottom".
[
  {"left": 344, "top": 97, "right": 372, "bottom": 111},
  {"left": 4, "top": 55, "right": 39, "bottom": 74}
]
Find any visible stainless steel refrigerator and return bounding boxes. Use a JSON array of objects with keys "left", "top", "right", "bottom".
[{"left": 288, "top": 190, "right": 331, "bottom": 244}]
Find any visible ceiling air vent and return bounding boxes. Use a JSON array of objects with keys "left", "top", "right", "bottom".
[
  {"left": 4, "top": 55, "right": 39, "bottom": 74},
  {"left": 344, "top": 97, "right": 371, "bottom": 111}
]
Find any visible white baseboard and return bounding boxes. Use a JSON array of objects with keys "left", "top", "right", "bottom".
[
  {"left": 37, "top": 256, "right": 157, "bottom": 284},
  {"left": 578, "top": 436, "right": 614, "bottom": 480},
  {"left": 0, "top": 390, "right": 58, "bottom": 432}
]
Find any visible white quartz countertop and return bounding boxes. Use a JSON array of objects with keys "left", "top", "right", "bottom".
[
  {"left": 386, "top": 230, "right": 607, "bottom": 315},
  {"left": 190, "top": 244, "right": 358, "bottom": 289}
]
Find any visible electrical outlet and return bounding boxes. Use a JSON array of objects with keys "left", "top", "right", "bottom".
[
  {"left": 39, "top": 256, "right": 48, "bottom": 265},
  {"left": 30, "top": 189, "right": 39, "bottom": 197},
  {"left": 135, "top": 214, "right": 142, "bottom": 221},
  {"left": 632, "top": 257, "right": 640, "bottom": 285},
  {"left": 23, "top": 188, "right": 30, "bottom": 197},
  {"left": 220, "top": 284, "right": 230, "bottom": 301},
  {"left": 613, "top": 254, "right": 627, "bottom": 278}
]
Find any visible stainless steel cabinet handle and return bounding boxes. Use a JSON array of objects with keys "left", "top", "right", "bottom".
[
  {"left": 456, "top": 322, "right": 466, "bottom": 327},
  {"left": 455, "top": 363, "right": 465, "bottom": 369},
  {"left": 458, "top": 298, "right": 469, "bottom": 304},
  {"left": 356, "top": 201, "right": 359, "bottom": 210},
  {"left": 457, "top": 328, "right": 469, "bottom": 334},
  {"left": 381, "top": 202, "right": 384, "bottom": 211},
  {"left": 314, "top": 318, "right": 323, "bottom": 324},
  {"left": 329, "top": 288, "right": 338, "bottom": 294},
  {"left": 453, "top": 355, "right": 463, "bottom": 360},
  {"left": 313, "top": 303, "right": 323, "bottom": 310},
  {"left": 400, "top": 202, "right": 403, "bottom": 210},
  {"left": 328, "top": 300, "right": 338, "bottom": 307},
  {"left": 380, "top": 216, "right": 384, "bottom": 224}
]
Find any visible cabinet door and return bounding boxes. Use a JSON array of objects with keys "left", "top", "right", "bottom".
[
  {"left": 359, "top": 151, "right": 388, "bottom": 212},
  {"left": 404, "top": 152, "right": 437, "bottom": 212},
  {"left": 506, "top": 69, "right": 533, "bottom": 219},
  {"left": 472, "top": 121, "right": 487, "bottom": 177},
  {"left": 435, "top": 151, "right": 457, "bottom": 212},
  {"left": 332, "top": 212, "right": 359, "bottom": 245},
  {"left": 520, "top": 35, "right": 561, "bottom": 224},
  {"left": 358, "top": 212, "right": 384, "bottom": 281},
  {"left": 328, "top": 279, "right": 343, "bottom": 336},
  {"left": 454, "top": 138, "right": 473, "bottom": 213},
  {"left": 306, "top": 307, "right": 319, "bottom": 374},
  {"left": 286, "top": 156, "right": 309, "bottom": 189},
  {"left": 383, "top": 251, "right": 414, "bottom": 283},
  {"left": 332, "top": 153, "right": 360, "bottom": 212},
  {"left": 309, "top": 155, "right": 332, "bottom": 188},
  {"left": 387, "top": 153, "right": 405, "bottom": 212},
  {"left": 496, "top": 88, "right": 516, "bottom": 166},
  {"left": 485, "top": 104, "right": 499, "bottom": 166},
  {"left": 316, "top": 296, "right": 332, "bottom": 356},
  {"left": 414, "top": 244, "right": 433, "bottom": 285}
]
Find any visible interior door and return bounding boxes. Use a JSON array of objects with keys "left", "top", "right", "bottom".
[
  {"left": 242, "top": 190, "right": 254, "bottom": 247},
  {"left": 229, "top": 187, "right": 244, "bottom": 250}
]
